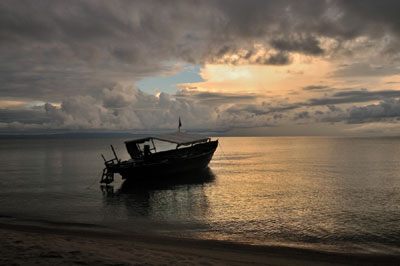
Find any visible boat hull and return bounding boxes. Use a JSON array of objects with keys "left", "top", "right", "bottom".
[{"left": 111, "top": 140, "right": 218, "bottom": 181}]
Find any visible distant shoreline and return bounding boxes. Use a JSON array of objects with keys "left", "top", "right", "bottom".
[
  {"left": 0, "top": 131, "right": 220, "bottom": 139},
  {"left": 1, "top": 133, "right": 400, "bottom": 139},
  {"left": 0, "top": 220, "right": 399, "bottom": 266},
  {"left": 0, "top": 132, "right": 141, "bottom": 139}
]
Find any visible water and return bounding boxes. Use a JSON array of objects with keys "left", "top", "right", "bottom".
[{"left": 1, "top": 137, "right": 400, "bottom": 255}]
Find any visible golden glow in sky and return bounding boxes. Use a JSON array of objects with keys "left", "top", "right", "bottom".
[{"left": 181, "top": 55, "right": 333, "bottom": 101}]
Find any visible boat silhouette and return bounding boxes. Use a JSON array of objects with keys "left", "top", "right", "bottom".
[{"left": 101, "top": 131, "right": 218, "bottom": 184}]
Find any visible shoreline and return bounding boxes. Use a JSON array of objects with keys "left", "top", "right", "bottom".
[{"left": 1, "top": 222, "right": 399, "bottom": 266}]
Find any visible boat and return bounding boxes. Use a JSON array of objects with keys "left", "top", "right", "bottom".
[{"left": 100, "top": 131, "right": 218, "bottom": 184}]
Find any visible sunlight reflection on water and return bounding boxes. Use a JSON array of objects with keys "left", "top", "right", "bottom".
[
  {"left": 1, "top": 137, "right": 400, "bottom": 254},
  {"left": 202, "top": 137, "right": 400, "bottom": 253}
]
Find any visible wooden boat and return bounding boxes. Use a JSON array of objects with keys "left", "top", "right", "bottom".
[{"left": 100, "top": 131, "right": 218, "bottom": 184}]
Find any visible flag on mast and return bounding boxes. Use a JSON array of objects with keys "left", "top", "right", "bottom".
[{"left": 178, "top": 117, "right": 182, "bottom": 132}]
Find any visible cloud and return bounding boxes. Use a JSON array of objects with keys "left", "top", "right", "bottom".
[
  {"left": 1, "top": 1, "right": 400, "bottom": 75},
  {"left": 294, "top": 111, "right": 310, "bottom": 120},
  {"left": 336, "top": 1, "right": 400, "bottom": 38},
  {"left": 2, "top": 84, "right": 400, "bottom": 135},
  {"left": 0, "top": 85, "right": 265, "bottom": 133},
  {"left": 174, "top": 89, "right": 260, "bottom": 105},
  {"left": 307, "top": 90, "right": 400, "bottom": 106},
  {"left": 327, "top": 105, "right": 342, "bottom": 113},
  {"left": 1, "top": 1, "right": 400, "bottom": 103},
  {"left": 228, "top": 89, "right": 400, "bottom": 116},
  {"left": 225, "top": 102, "right": 301, "bottom": 116},
  {"left": 214, "top": 89, "right": 400, "bottom": 127},
  {"left": 205, "top": 47, "right": 293, "bottom": 66},
  {"left": 346, "top": 99, "right": 400, "bottom": 123},
  {"left": 313, "top": 98, "right": 400, "bottom": 125},
  {"left": 0, "top": 108, "right": 49, "bottom": 124},
  {"left": 271, "top": 36, "right": 324, "bottom": 55},
  {"left": 302, "top": 85, "right": 329, "bottom": 91},
  {"left": 2, "top": 1, "right": 400, "bottom": 135},
  {"left": 261, "top": 52, "right": 292, "bottom": 65},
  {"left": 331, "top": 63, "right": 400, "bottom": 77}
]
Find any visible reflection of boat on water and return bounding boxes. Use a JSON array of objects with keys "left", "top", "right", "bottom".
[
  {"left": 100, "top": 131, "right": 218, "bottom": 184},
  {"left": 100, "top": 168, "right": 215, "bottom": 223},
  {"left": 102, "top": 167, "right": 216, "bottom": 193},
  {"left": 121, "top": 166, "right": 216, "bottom": 189}
]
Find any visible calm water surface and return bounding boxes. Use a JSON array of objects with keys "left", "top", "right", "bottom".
[{"left": 1, "top": 137, "right": 400, "bottom": 254}]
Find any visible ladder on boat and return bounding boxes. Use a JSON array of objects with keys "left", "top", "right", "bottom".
[
  {"left": 100, "top": 167, "right": 114, "bottom": 184},
  {"left": 100, "top": 145, "right": 120, "bottom": 185}
]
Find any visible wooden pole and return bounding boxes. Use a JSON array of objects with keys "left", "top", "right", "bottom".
[
  {"left": 110, "top": 145, "right": 119, "bottom": 161},
  {"left": 150, "top": 138, "right": 157, "bottom": 153}
]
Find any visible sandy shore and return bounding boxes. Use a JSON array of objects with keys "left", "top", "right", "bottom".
[{"left": 0, "top": 221, "right": 399, "bottom": 266}]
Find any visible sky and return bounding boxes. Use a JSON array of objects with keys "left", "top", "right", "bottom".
[{"left": 1, "top": 0, "right": 400, "bottom": 136}]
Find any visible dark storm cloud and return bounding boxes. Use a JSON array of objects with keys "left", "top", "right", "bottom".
[
  {"left": 261, "top": 52, "right": 292, "bottom": 65},
  {"left": 1, "top": 0, "right": 400, "bottom": 102},
  {"left": 2, "top": 0, "right": 400, "bottom": 68},
  {"left": 336, "top": 0, "right": 400, "bottom": 37},
  {"left": 271, "top": 37, "right": 324, "bottom": 55}
]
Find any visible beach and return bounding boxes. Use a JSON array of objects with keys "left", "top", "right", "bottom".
[{"left": 1, "top": 221, "right": 399, "bottom": 266}]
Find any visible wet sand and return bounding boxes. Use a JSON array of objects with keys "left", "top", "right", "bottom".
[{"left": 0, "top": 221, "right": 399, "bottom": 266}]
